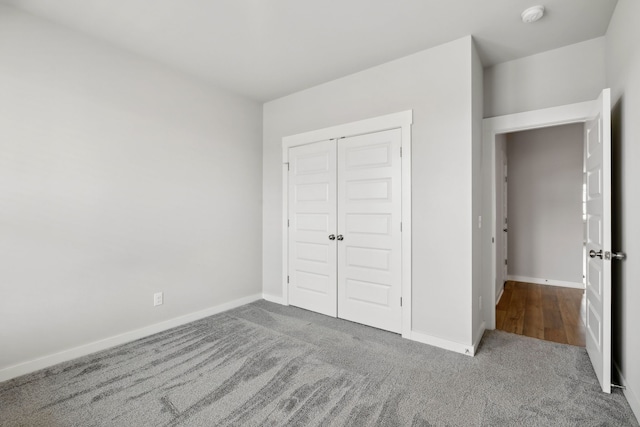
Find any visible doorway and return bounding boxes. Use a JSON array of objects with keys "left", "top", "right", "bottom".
[
  {"left": 495, "top": 123, "right": 586, "bottom": 346},
  {"left": 482, "top": 91, "right": 613, "bottom": 392}
]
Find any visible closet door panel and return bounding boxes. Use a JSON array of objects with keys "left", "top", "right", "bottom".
[
  {"left": 337, "top": 129, "right": 402, "bottom": 333},
  {"left": 288, "top": 140, "right": 337, "bottom": 317}
]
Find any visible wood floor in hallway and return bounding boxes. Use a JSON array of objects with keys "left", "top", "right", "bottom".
[{"left": 496, "top": 281, "right": 586, "bottom": 347}]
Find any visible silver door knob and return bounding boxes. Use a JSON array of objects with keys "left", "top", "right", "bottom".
[
  {"left": 589, "top": 249, "right": 603, "bottom": 259},
  {"left": 611, "top": 251, "right": 626, "bottom": 260},
  {"left": 336, "top": 235, "right": 344, "bottom": 241},
  {"left": 328, "top": 234, "right": 336, "bottom": 240}
]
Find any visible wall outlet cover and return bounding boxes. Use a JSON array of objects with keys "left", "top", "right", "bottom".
[{"left": 153, "top": 292, "right": 163, "bottom": 306}]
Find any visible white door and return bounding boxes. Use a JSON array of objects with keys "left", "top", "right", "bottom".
[
  {"left": 288, "top": 140, "right": 337, "bottom": 317},
  {"left": 337, "top": 129, "right": 402, "bottom": 333},
  {"left": 502, "top": 154, "right": 508, "bottom": 282},
  {"left": 585, "top": 88, "right": 612, "bottom": 393}
]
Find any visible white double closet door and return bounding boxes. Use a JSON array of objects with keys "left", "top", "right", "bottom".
[{"left": 288, "top": 128, "right": 402, "bottom": 333}]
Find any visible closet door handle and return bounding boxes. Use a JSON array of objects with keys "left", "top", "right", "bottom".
[
  {"left": 589, "top": 249, "right": 602, "bottom": 259},
  {"left": 328, "top": 234, "right": 336, "bottom": 240},
  {"left": 336, "top": 235, "right": 344, "bottom": 241}
]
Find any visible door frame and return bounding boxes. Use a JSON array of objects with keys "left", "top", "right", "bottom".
[
  {"left": 282, "top": 110, "right": 413, "bottom": 338},
  {"left": 494, "top": 136, "right": 508, "bottom": 304},
  {"left": 482, "top": 101, "right": 596, "bottom": 330}
]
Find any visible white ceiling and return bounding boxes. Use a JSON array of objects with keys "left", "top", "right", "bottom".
[{"left": 2, "top": 0, "right": 618, "bottom": 101}]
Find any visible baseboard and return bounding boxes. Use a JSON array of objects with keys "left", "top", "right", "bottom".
[
  {"left": 507, "top": 275, "right": 584, "bottom": 289},
  {"left": 0, "top": 293, "right": 262, "bottom": 383},
  {"left": 496, "top": 286, "right": 505, "bottom": 305},
  {"left": 409, "top": 330, "right": 475, "bottom": 356},
  {"left": 473, "top": 321, "right": 486, "bottom": 354},
  {"left": 264, "top": 294, "right": 479, "bottom": 356},
  {"left": 262, "top": 293, "right": 285, "bottom": 305},
  {"left": 614, "top": 361, "right": 640, "bottom": 423}
]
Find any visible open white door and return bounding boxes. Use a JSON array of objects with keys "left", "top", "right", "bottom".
[
  {"left": 502, "top": 155, "right": 508, "bottom": 283},
  {"left": 585, "top": 88, "right": 611, "bottom": 393},
  {"left": 288, "top": 140, "right": 337, "bottom": 317}
]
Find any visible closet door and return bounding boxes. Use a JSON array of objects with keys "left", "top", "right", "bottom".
[
  {"left": 337, "top": 129, "right": 402, "bottom": 333},
  {"left": 288, "top": 140, "right": 337, "bottom": 317}
]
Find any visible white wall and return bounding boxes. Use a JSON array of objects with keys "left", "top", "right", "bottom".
[
  {"left": 506, "top": 124, "right": 584, "bottom": 286},
  {"left": 263, "top": 37, "right": 479, "bottom": 347},
  {"left": 484, "top": 37, "right": 606, "bottom": 118},
  {"left": 606, "top": 0, "right": 640, "bottom": 419},
  {"left": 471, "top": 43, "right": 484, "bottom": 345},
  {"left": 0, "top": 6, "right": 262, "bottom": 375}
]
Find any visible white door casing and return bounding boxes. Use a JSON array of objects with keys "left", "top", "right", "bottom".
[
  {"left": 337, "top": 129, "right": 402, "bottom": 333},
  {"left": 584, "top": 88, "right": 612, "bottom": 394},
  {"left": 288, "top": 140, "right": 337, "bottom": 317},
  {"left": 493, "top": 136, "right": 508, "bottom": 301},
  {"left": 282, "top": 110, "right": 412, "bottom": 338}
]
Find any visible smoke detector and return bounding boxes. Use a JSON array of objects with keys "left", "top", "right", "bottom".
[{"left": 521, "top": 5, "right": 545, "bottom": 23}]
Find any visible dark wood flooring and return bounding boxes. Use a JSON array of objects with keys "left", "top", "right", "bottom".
[{"left": 496, "top": 281, "right": 586, "bottom": 347}]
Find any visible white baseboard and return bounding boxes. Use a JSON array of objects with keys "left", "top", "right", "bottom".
[
  {"left": 614, "top": 361, "right": 640, "bottom": 423},
  {"left": 410, "top": 330, "right": 475, "bottom": 356},
  {"left": 263, "top": 292, "right": 480, "bottom": 356},
  {"left": 473, "top": 321, "right": 486, "bottom": 354},
  {"left": 0, "top": 293, "right": 262, "bottom": 383},
  {"left": 496, "top": 286, "right": 505, "bottom": 305},
  {"left": 262, "top": 293, "right": 285, "bottom": 305},
  {"left": 507, "top": 275, "right": 585, "bottom": 289}
]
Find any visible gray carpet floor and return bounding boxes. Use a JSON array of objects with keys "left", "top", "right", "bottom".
[{"left": 0, "top": 300, "right": 637, "bottom": 426}]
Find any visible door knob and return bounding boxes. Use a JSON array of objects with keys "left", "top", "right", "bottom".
[
  {"left": 328, "top": 234, "right": 336, "bottom": 240},
  {"left": 336, "top": 235, "right": 344, "bottom": 241},
  {"left": 608, "top": 251, "right": 626, "bottom": 260},
  {"left": 589, "top": 249, "right": 603, "bottom": 259},
  {"left": 611, "top": 252, "right": 626, "bottom": 260},
  {"left": 503, "top": 229, "right": 508, "bottom": 232}
]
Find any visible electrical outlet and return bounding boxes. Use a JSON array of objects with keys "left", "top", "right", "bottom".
[{"left": 153, "top": 292, "right": 163, "bottom": 306}]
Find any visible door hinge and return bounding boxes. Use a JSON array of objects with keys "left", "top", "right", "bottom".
[
  {"left": 287, "top": 219, "right": 290, "bottom": 227},
  {"left": 286, "top": 162, "right": 290, "bottom": 171},
  {"left": 400, "top": 222, "right": 402, "bottom": 232},
  {"left": 505, "top": 259, "right": 508, "bottom": 265},
  {"left": 400, "top": 297, "right": 403, "bottom": 307},
  {"left": 400, "top": 147, "right": 403, "bottom": 157},
  {"left": 287, "top": 275, "right": 290, "bottom": 284}
]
